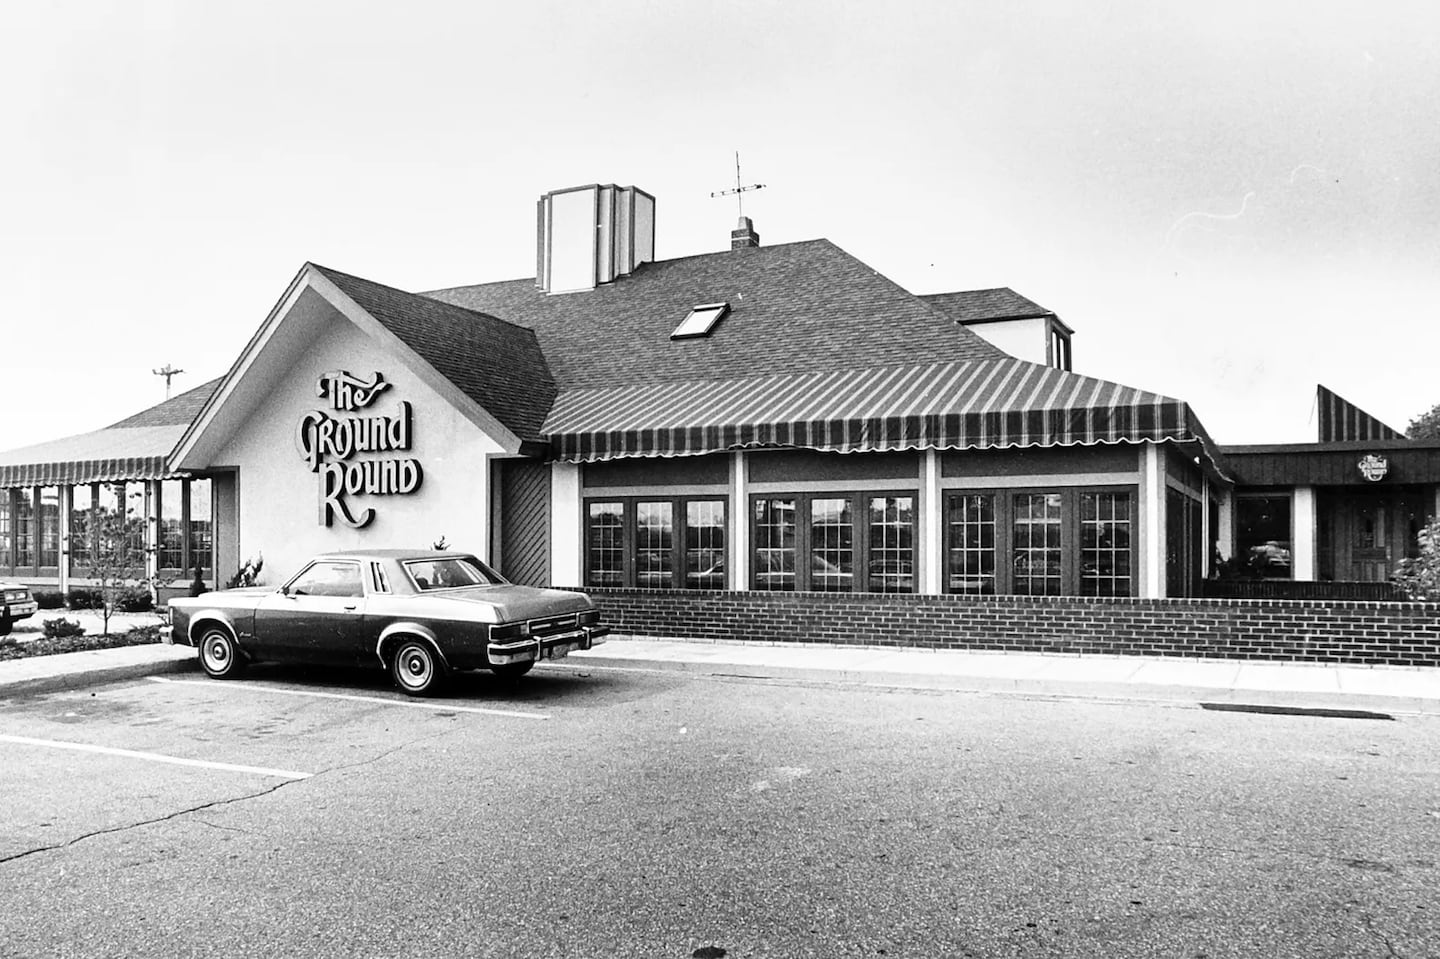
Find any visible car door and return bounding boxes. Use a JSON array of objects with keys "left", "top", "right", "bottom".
[{"left": 253, "top": 560, "right": 368, "bottom": 664}]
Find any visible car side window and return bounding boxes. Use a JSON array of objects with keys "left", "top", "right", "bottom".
[{"left": 288, "top": 562, "right": 363, "bottom": 599}]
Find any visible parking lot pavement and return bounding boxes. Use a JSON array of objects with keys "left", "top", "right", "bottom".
[{"left": 5, "top": 634, "right": 1440, "bottom": 713}]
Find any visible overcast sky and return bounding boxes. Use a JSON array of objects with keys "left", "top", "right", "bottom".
[{"left": 3, "top": 0, "right": 1437, "bottom": 452}]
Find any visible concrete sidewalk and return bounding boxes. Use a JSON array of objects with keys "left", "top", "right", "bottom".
[{"left": 3, "top": 628, "right": 1440, "bottom": 713}]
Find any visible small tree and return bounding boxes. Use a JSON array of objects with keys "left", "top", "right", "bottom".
[
  {"left": 82, "top": 509, "right": 169, "bottom": 636},
  {"left": 1407, "top": 403, "right": 1440, "bottom": 440},
  {"left": 1394, "top": 518, "right": 1440, "bottom": 601}
]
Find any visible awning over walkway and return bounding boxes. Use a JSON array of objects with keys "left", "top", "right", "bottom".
[
  {"left": 543, "top": 358, "right": 1228, "bottom": 476},
  {"left": 0, "top": 425, "right": 189, "bottom": 487}
]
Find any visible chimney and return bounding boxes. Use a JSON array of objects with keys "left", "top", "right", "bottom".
[
  {"left": 536, "top": 184, "right": 656, "bottom": 294},
  {"left": 731, "top": 215, "right": 760, "bottom": 250}
]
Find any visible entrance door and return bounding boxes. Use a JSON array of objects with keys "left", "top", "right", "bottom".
[{"left": 1351, "top": 499, "right": 1389, "bottom": 582}]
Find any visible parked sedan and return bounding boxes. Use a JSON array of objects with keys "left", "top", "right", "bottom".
[
  {"left": 1, "top": 581, "right": 39, "bottom": 636},
  {"left": 166, "top": 549, "right": 608, "bottom": 695}
]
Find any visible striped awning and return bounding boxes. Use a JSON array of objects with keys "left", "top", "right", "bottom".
[
  {"left": 543, "top": 358, "right": 1227, "bottom": 474},
  {"left": 0, "top": 425, "right": 189, "bottom": 487}
]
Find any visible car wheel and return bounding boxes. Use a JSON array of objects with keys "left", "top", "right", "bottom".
[
  {"left": 392, "top": 640, "right": 446, "bottom": 696},
  {"left": 0, "top": 617, "right": 11, "bottom": 637},
  {"left": 490, "top": 660, "right": 534, "bottom": 679},
  {"left": 198, "top": 627, "right": 245, "bottom": 679}
]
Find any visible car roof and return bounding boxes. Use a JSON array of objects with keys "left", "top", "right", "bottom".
[{"left": 311, "top": 549, "right": 477, "bottom": 562}]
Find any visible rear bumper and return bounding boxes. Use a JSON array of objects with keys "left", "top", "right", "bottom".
[{"left": 487, "top": 625, "right": 610, "bottom": 667}]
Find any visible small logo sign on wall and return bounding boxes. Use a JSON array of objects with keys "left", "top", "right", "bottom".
[
  {"left": 1357, "top": 454, "right": 1389, "bottom": 482},
  {"left": 295, "top": 371, "right": 424, "bottom": 528}
]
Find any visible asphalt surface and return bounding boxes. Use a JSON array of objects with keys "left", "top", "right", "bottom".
[{"left": 2, "top": 662, "right": 1439, "bottom": 958}]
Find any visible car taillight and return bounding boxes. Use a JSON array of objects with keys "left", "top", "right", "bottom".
[
  {"left": 490, "top": 622, "right": 530, "bottom": 642},
  {"left": 578, "top": 609, "right": 600, "bottom": 626}
]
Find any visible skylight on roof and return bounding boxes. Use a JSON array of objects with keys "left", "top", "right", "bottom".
[{"left": 671, "top": 302, "right": 730, "bottom": 340}]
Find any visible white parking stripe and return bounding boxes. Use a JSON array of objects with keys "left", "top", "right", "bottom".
[
  {"left": 147, "top": 677, "right": 550, "bottom": 720},
  {"left": 0, "top": 734, "right": 312, "bottom": 780}
]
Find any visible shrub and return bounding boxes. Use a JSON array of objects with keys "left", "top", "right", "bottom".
[
  {"left": 117, "top": 587, "right": 154, "bottom": 613},
  {"left": 33, "top": 590, "right": 65, "bottom": 610},
  {"left": 66, "top": 588, "right": 104, "bottom": 610},
  {"left": 226, "top": 554, "right": 264, "bottom": 589},
  {"left": 42, "top": 618, "right": 86, "bottom": 639},
  {"left": 1395, "top": 518, "right": 1440, "bottom": 601}
]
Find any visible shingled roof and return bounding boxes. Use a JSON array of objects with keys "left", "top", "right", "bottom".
[
  {"left": 1, "top": 378, "right": 224, "bottom": 485},
  {"left": 921, "top": 288, "right": 1054, "bottom": 324},
  {"left": 425, "top": 239, "right": 1007, "bottom": 390},
  {"left": 314, "top": 265, "right": 556, "bottom": 441},
  {"left": 107, "top": 377, "right": 223, "bottom": 428}
]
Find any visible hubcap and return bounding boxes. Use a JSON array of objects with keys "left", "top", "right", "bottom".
[
  {"left": 400, "top": 648, "right": 430, "bottom": 686},
  {"left": 206, "top": 639, "right": 229, "bottom": 667}
]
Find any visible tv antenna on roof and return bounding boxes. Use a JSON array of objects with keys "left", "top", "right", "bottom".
[
  {"left": 153, "top": 363, "right": 185, "bottom": 399},
  {"left": 710, "top": 151, "right": 765, "bottom": 218}
]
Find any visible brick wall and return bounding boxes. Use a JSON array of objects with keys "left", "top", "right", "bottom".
[{"left": 585, "top": 588, "right": 1440, "bottom": 667}]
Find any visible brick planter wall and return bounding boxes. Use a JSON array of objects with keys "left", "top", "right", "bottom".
[{"left": 585, "top": 588, "right": 1440, "bottom": 667}]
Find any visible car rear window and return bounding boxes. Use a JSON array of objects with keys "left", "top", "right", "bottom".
[{"left": 403, "top": 557, "right": 505, "bottom": 591}]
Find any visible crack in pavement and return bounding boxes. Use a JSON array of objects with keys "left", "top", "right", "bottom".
[
  {"left": 0, "top": 778, "right": 298, "bottom": 866},
  {"left": 1361, "top": 914, "right": 1406, "bottom": 959},
  {"left": 0, "top": 728, "right": 454, "bottom": 866}
]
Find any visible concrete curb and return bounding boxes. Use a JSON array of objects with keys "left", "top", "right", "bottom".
[
  {"left": 0, "top": 647, "right": 199, "bottom": 699},
  {"left": 555, "top": 652, "right": 1440, "bottom": 716}
]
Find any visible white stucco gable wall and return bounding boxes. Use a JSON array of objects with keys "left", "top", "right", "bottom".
[{"left": 210, "top": 313, "right": 507, "bottom": 585}]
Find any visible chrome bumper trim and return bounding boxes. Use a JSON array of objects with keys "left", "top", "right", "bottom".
[{"left": 487, "top": 625, "right": 610, "bottom": 666}]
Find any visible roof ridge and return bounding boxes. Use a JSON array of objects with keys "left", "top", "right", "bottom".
[
  {"left": 309, "top": 263, "right": 541, "bottom": 339},
  {"left": 419, "top": 238, "right": 838, "bottom": 297}
]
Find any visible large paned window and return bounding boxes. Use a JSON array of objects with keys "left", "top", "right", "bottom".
[
  {"left": 15, "top": 488, "right": 35, "bottom": 570},
  {"left": 585, "top": 497, "right": 727, "bottom": 589},
  {"left": 189, "top": 479, "right": 213, "bottom": 576},
  {"left": 1013, "top": 493, "right": 1063, "bottom": 595},
  {"left": 943, "top": 487, "right": 1136, "bottom": 597},
  {"left": 69, "top": 485, "right": 95, "bottom": 569},
  {"left": 751, "top": 492, "right": 915, "bottom": 593},
  {"left": 1236, "top": 493, "right": 1291, "bottom": 579},
  {"left": 1080, "top": 491, "right": 1133, "bottom": 597},
  {"left": 38, "top": 488, "right": 60, "bottom": 570},
  {"left": 0, "top": 493, "right": 10, "bottom": 572},
  {"left": 946, "top": 494, "right": 996, "bottom": 594},
  {"left": 160, "top": 479, "right": 185, "bottom": 571}
]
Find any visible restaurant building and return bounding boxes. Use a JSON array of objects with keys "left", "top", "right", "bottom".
[{"left": 2, "top": 182, "right": 1437, "bottom": 628}]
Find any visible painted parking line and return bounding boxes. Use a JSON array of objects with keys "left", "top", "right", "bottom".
[
  {"left": 147, "top": 676, "right": 550, "bottom": 720},
  {"left": 0, "top": 734, "right": 312, "bottom": 780}
]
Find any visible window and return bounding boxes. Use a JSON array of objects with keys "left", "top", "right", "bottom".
[
  {"left": 1236, "top": 493, "right": 1291, "bottom": 580},
  {"left": 403, "top": 556, "right": 503, "bottom": 591},
  {"left": 15, "top": 488, "right": 34, "bottom": 569},
  {"left": 159, "top": 479, "right": 184, "bottom": 571},
  {"left": 189, "top": 479, "right": 213, "bottom": 576},
  {"left": 1013, "top": 493, "right": 1063, "bottom": 595},
  {"left": 685, "top": 501, "right": 727, "bottom": 589},
  {"left": 944, "top": 487, "right": 1135, "bottom": 596},
  {"left": 38, "top": 487, "right": 60, "bottom": 569},
  {"left": 585, "top": 497, "right": 727, "bottom": 589},
  {"left": 287, "top": 561, "right": 363, "bottom": 598},
  {"left": 0, "top": 493, "right": 10, "bottom": 572},
  {"left": 1081, "top": 491, "right": 1132, "bottom": 597},
  {"left": 671, "top": 302, "right": 730, "bottom": 339},
  {"left": 635, "top": 502, "right": 674, "bottom": 588},
  {"left": 587, "top": 502, "right": 626, "bottom": 586},
  {"left": 69, "top": 485, "right": 95, "bottom": 569},
  {"left": 751, "top": 492, "right": 915, "bottom": 593},
  {"left": 946, "top": 494, "right": 996, "bottom": 594}
]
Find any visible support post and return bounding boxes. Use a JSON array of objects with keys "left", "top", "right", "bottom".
[
  {"left": 730, "top": 451, "right": 749, "bottom": 590},
  {"left": 921, "top": 449, "right": 942, "bottom": 594},
  {"left": 550, "top": 461, "right": 582, "bottom": 588},
  {"left": 1139, "top": 445, "right": 1166, "bottom": 598},
  {"left": 1292, "top": 486, "right": 1317, "bottom": 581}
]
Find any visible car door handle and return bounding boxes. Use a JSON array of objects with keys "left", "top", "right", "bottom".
[{"left": 343, "top": 604, "right": 358, "bottom": 611}]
